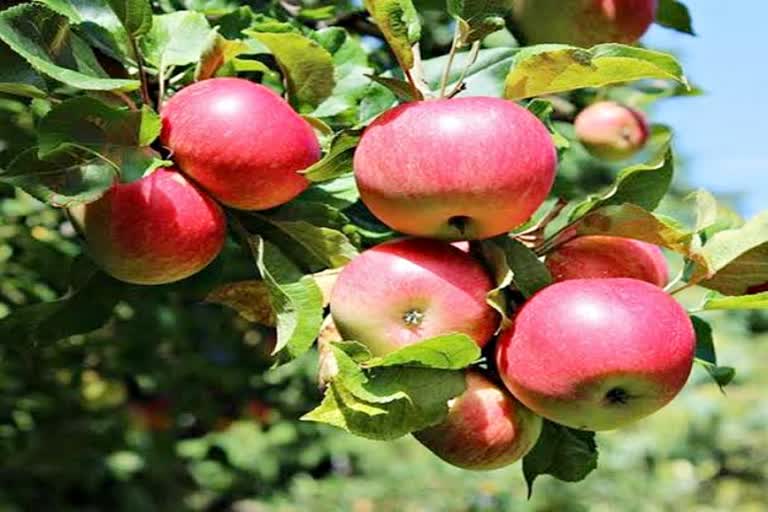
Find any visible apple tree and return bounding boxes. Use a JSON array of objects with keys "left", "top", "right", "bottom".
[{"left": 0, "top": 0, "right": 765, "bottom": 505}]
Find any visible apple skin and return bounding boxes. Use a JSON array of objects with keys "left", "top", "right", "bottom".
[
  {"left": 512, "top": 0, "right": 658, "bottom": 47},
  {"left": 574, "top": 101, "right": 650, "bottom": 160},
  {"left": 330, "top": 238, "right": 498, "bottom": 356},
  {"left": 496, "top": 278, "right": 695, "bottom": 431},
  {"left": 353, "top": 97, "right": 557, "bottom": 241},
  {"left": 80, "top": 168, "right": 226, "bottom": 285},
  {"left": 414, "top": 371, "right": 542, "bottom": 470},
  {"left": 546, "top": 236, "right": 668, "bottom": 287},
  {"left": 160, "top": 77, "right": 320, "bottom": 210}
]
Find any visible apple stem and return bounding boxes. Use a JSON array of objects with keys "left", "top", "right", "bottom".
[
  {"left": 439, "top": 30, "right": 461, "bottom": 98},
  {"left": 446, "top": 40, "right": 480, "bottom": 99}
]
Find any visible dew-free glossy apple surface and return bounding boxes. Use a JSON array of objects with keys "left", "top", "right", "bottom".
[
  {"left": 512, "top": 0, "right": 657, "bottom": 47},
  {"left": 546, "top": 236, "right": 667, "bottom": 286},
  {"left": 330, "top": 238, "right": 497, "bottom": 355},
  {"left": 497, "top": 278, "right": 695, "bottom": 430},
  {"left": 414, "top": 372, "right": 542, "bottom": 470},
  {"left": 161, "top": 78, "right": 320, "bottom": 210},
  {"left": 354, "top": 97, "right": 557, "bottom": 240},
  {"left": 574, "top": 101, "right": 649, "bottom": 160},
  {"left": 82, "top": 168, "right": 226, "bottom": 285}
]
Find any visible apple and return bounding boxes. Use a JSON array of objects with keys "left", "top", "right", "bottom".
[
  {"left": 512, "top": 0, "right": 658, "bottom": 47},
  {"left": 160, "top": 77, "right": 320, "bottom": 210},
  {"left": 330, "top": 238, "right": 498, "bottom": 355},
  {"left": 496, "top": 278, "right": 695, "bottom": 430},
  {"left": 80, "top": 167, "right": 226, "bottom": 285},
  {"left": 414, "top": 371, "right": 542, "bottom": 470},
  {"left": 574, "top": 101, "right": 650, "bottom": 160},
  {"left": 353, "top": 97, "right": 557, "bottom": 240},
  {"left": 546, "top": 236, "right": 668, "bottom": 286}
]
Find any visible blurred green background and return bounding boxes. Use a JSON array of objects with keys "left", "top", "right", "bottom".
[{"left": 1, "top": 0, "right": 767, "bottom": 511}]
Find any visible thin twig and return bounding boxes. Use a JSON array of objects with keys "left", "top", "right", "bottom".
[
  {"left": 110, "top": 90, "right": 138, "bottom": 111},
  {"left": 447, "top": 40, "right": 480, "bottom": 98},
  {"left": 439, "top": 30, "right": 461, "bottom": 98},
  {"left": 670, "top": 281, "right": 697, "bottom": 296},
  {"left": 129, "top": 36, "right": 152, "bottom": 108}
]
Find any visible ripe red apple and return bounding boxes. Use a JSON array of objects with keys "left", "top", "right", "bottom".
[
  {"left": 160, "top": 77, "right": 320, "bottom": 210},
  {"left": 574, "top": 101, "right": 650, "bottom": 160},
  {"left": 353, "top": 97, "right": 557, "bottom": 240},
  {"left": 512, "top": 0, "right": 658, "bottom": 47},
  {"left": 80, "top": 168, "right": 226, "bottom": 285},
  {"left": 496, "top": 278, "right": 695, "bottom": 431},
  {"left": 330, "top": 238, "right": 497, "bottom": 355},
  {"left": 414, "top": 371, "right": 542, "bottom": 470},
  {"left": 546, "top": 236, "right": 668, "bottom": 286}
]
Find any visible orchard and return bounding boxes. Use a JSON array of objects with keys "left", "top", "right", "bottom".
[{"left": 0, "top": 0, "right": 767, "bottom": 510}]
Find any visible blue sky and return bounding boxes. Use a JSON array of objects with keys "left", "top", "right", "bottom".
[{"left": 644, "top": 0, "right": 767, "bottom": 217}]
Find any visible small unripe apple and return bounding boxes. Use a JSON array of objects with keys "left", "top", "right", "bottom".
[
  {"left": 354, "top": 97, "right": 557, "bottom": 240},
  {"left": 414, "top": 371, "right": 542, "bottom": 470},
  {"left": 80, "top": 168, "right": 226, "bottom": 285},
  {"left": 546, "top": 236, "right": 668, "bottom": 286},
  {"left": 512, "top": 0, "right": 658, "bottom": 47},
  {"left": 160, "top": 77, "right": 320, "bottom": 210},
  {"left": 496, "top": 278, "right": 695, "bottom": 431},
  {"left": 574, "top": 101, "right": 650, "bottom": 160},
  {"left": 330, "top": 238, "right": 498, "bottom": 355}
]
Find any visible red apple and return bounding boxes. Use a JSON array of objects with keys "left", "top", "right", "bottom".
[
  {"left": 160, "top": 77, "right": 320, "bottom": 210},
  {"left": 81, "top": 168, "right": 226, "bottom": 285},
  {"left": 575, "top": 101, "right": 650, "bottom": 160},
  {"left": 353, "top": 97, "right": 557, "bottom": 240},
  {"left": 546, "top": 236, "right": 668, "bottom": 286},
  {"left": 330, "top": 238, "right": 498, "bottom": 355},
  {"left": 496, "top": 278, "right": 695, "bottom": 430},
  {"left": 512, "top": 0, "right": 658, "bottom": 47},
  {"left": 414, "top": 371, "right": 542, "bottom": 470}
]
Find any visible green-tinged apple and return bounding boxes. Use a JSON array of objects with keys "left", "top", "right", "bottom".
[
  {"left": 546, "top": 236, "right": 668, "bottom": 286},
  {"left": 575, "top": 101, "right": 650, "bottom": 160},
  {"left": 414, "top": 371, "right": 542, "bottom": 470},
  {"left": 160, "top": 77, "right": 320, "bottom": 210},
  {"left": 78, "top": 168, "right": 226, "bottom": 285},
  {"left": 330, "top": 238, "right": 498, "bottom": 355},
  {"left": 512, "top": 0, "right": 658, "bottom": 47},
  {"left": 496, "top": 278, "right": 695, "bottom": 430},
  {"left": 354, "top": 97, "right": 557, "bottom": 240}
]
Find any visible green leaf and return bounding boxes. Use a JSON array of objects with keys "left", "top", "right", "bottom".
[
  {"left": 363, "top": 0, "right": 421, "bottom": 71},
  {"left": 656, "top": 0, "right": 695, "bottom": 35},
  {"left": 301, "top": 130, "right": 360, "bottom": 182},
  {"left": 544, "top": 204, "right": 695, "bottom": 259},
  {"left": 0, "top": 147, "right": 116, "bottom": 207},
  {"left": 0, "top": 259, "right": 124, "bottom": 343},
  {"left": 448, "top": 0, "right": 512, "bottom": 45},
  {"left": 364, "top": 333, "right": 481, "bottom": 369},
  {"left": 689, "top": 212, "right": 768, "bottom": 295},
  {"left": 488, "top": 237, "right": 551, "bottom": 298},
  {"left": 570, "top": 133, "right": 674, "bottom": 219},
  {"left": 107, "top": 0, "right": 152, "bottom": 37},
  {"left": 702, "top": 291, "right": 768, "bottom": 311},
  {"left": 247, "top": 235, "right": 324, "bottom": 359},
  {"left": 526, "top": 98, "right": 570, "bottom": 151},
  {"left": 504, "top": 44, "right": 688, "bottom": 100},
  {"left": 0, "top": 3, "right": 139, "bottom": 91},
  {"left": 366, "top": 75, "right": 423, "bottom": 102},
  {"left": 691, "top": 316, "right": 735, "bottom": 391},
  {"left": 522, "top": 420, "right": 598, "bottom": 498},
  {"left": 205, "top": 280, "right": 276, "bottom": 325},
  {"left": 249, "top": 31, "right": 335, "bottom": 111},
  {"left": 140, "top": 11, "right": 212, "bottom": 68},
  {"left": 479, "top": 238, "right": 513, "bottom": 327},
  {"left": 0, "top": 41, "right": 48, "bottom": 98},
  {"left": 138, "top": 105, "right": 161, "bottom": 146},
  {"left": 195, "top": 30, "right": 250, "bottom": 81},
  {"left": 303, "top": 346, "right": 466, "bottom": 440},
  {"left": 311, "top": 28, "right": 375, "bottom": 121}
]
